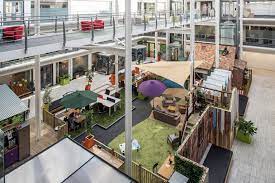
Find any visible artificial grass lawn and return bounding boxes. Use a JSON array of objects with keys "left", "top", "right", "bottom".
[{"left": 108, "top": 118, "right": 177, "bottom": 170}]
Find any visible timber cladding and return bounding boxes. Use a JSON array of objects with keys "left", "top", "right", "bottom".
[{"left": 178, "top": 106, "right": 235, "bottom": 163}]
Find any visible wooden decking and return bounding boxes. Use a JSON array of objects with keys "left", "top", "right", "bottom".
[{"left": 29, "top": 118, "right": 58, "bottom": 156}]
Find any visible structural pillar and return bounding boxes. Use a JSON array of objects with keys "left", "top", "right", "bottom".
[
  {"left": 88, "top": 53, "right": 93, "bottom": 71},
  {"left": 124, "top": 0, "right": 132, "bottom": 176},
  {"left": 189, "top": 0, "right": 195, "bottom": 114},
  {"left": 166, "top": 31, "right": 170, "bottom": 60},
  {"left": 68, "top": 58, "right": 73, "bottom": 78},
  {"left": 155, "top": 32, "right": 158, "bottom": 61},
  {"left": 183, "top": 0, "right": 188, "bottom": 57},
  {"left": 52, "top": 63, "right": 57, "bottom": 85},
  {"left": 115, "top": 54, "right": 119, "bottom": 91},
  {"left": 215, "top": 0, "right": 220, "bottom": 68},
  {"left": 34, "top": 0, "right": 40, "bottom": 35},
  {"left": 34, "top": 55, "right": 41, "bottom": 141},
  {"left": 239, "top": 0, "right": 244, "bottom": 60},
  {"left": 115, "top": 0, "right": 119, "bottom": 26}
]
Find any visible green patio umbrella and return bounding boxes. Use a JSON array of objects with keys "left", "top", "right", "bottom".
[{"left": 61, "top": 90, "right": 98, "bottom": 109}]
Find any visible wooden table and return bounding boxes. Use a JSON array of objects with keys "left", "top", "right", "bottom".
[
  {"left": 75, "top": 115, "right": 86, "bottom": 124},
  {"left": 167, "top": 105, "right": 176, "bottom": 113},
  {"left": 89, "top": 145, "right": 124, "bottom": 169},
  {"left": 63, "top": 109, "right": 80, "bottom": 117},
  {"left": 157, "top": 155, "right": 175, "bottom": 179}
]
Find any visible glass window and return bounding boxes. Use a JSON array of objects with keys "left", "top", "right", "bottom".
[{"left": 73, "top": 55, "right": 88, "bottom": 79}]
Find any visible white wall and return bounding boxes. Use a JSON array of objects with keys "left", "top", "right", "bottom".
[
  {"left": 243, "top": 51, "right": 275, "bottom": 72},
  {"left": 246, "top": 2, "right": 275, "bottom": 16},
  {"left": 71, "top": 0, "right": 112, "bottom": 14},
  {"left": 0, "top": 0, "right": 3, "bottom": 16},
  {"left": 24, "top": 0, "right": 31, "bottom": 17}
]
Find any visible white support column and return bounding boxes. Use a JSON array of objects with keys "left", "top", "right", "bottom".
[
  {"left": 34, "top": 0, "right": 40, "bottom": 35},
  {"left": 52, "top": 63, "right": 57, "bottom": 85},
  {"left": 239, "top": 0, "right": 244, "bottom": 60},
  {"left": 190, "top": 0, "right": 195, "bottom": 91},
  {"left": 155, "top": 32, "right": 158, "bottom": 61},
  {"left": 34, "top": 55, "right": 41, "bottom": 141},
  {"left": 215, "top": 0, "right": 220, "bottom": 68},
  {"left": 115, "top": 54, "right": 119, "bottom": 91},
  {"left": 154, "top": 0, "right": 158, "bottom": 61},
  {"left": 189, "top": 0, "right": 195, "bottom": 114},
  {"left": 183, "top": 0, "right": 187, "bottom": 57},
  {"left": 166, "top": 31, "right": 170, "bottom": 60},
  {"left": 115, "top": 0, "right": 119, "bottom": 25},
  {"left": 124, "top": 0, "right": 132, "bottom": 176},
  {"left": 68, "top": 58, "right": 73, "bottom": 78},
  {"left": 88, "top": 53, "right": 92, "bottom": 71}
]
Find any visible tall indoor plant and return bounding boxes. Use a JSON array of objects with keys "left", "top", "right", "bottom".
[
  {"left": 85, "top": 69, "right": 94, "bottom": 91},
  {"left": 236, "top": 118, "right": 257, "bottom": 144},
  {"left": 42, "top": 86, "right": 53, "bottom": 111}
]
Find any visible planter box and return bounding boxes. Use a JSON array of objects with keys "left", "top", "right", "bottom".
[
  {"left": 236, "top": 130, "right": 252, "bottom": 144},
  {"left": 59, "top": 78, "right": 70, "bottom": 86},
  {"left": 82, "top": 134, "right": 95, "bottom": 149}
]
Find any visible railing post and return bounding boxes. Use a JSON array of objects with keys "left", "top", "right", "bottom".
[
  {"left": 173, "top": 14, "right": 175, "bottom": 27},
  {"left": 95, "top": 14, "right": 98, "bottom": 20},
  {"left": 155, "top": 14, "right": 157, "bottom": 30},
  {"left": 77, "top": 14, "right": 80, "bottom": 30},
  {"left": 165, "top": 13, "right": 167, "bottom": 27},
  {"left": 112, "top": 16, "right": 115, "bottom": 40},
  {"left": 123, "top": 15, "right": 125, "bottom": 25},
  {"left": 180, "top": 14, "right": 182, "bottom": 26},
  {"left": 138, "top": 164, "right": 142, "bottom": 183},
  {"left": 24, "top": 21, "right": 28, "bottom": 53},
  {"left": 62, "top": 20, "right": 66, "bottom": 48},
  {"left": 110, "top": 14, "right": 112, "bottom": 26},
  {"left": 144, "top": 15, "right": 146, "bottom": 31},
  {"left": 91, "top": 17, "right": 94, "bottom": 42},
  {"left": 55, "top": 16, "right": 57, "bottom": 33},
  {"left": 27, "top": 18, "right": 30, "bottom": 36}
]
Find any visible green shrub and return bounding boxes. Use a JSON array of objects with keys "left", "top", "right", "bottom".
[
  {"left": 237, "top": 118, "right": 257, "bottom": 136},
  {"left": 174, "top": 156, "right": 204, "bottom": 183}
]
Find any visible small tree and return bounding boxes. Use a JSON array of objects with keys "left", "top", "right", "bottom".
[{"left": 43, "top": 86, "right": 53, "bottom": 105}]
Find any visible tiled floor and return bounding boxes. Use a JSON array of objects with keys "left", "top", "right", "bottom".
[{"left": 228, "top": 69, "right": 275, "bottom": 183}]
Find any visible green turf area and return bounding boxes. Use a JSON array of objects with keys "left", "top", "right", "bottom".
[{"left": 108, "top": 118, "right": 177, "bottom": 170}]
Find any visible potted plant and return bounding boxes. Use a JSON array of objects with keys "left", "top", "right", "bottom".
[
  {"left": 11, "top": 114, "right": 24, "bottom": 125},
  {"left": 42, "top": 86, "right": 53, "bottom": 111},
  {"left": 59, "top": 74, "right": 70, "bottom": 86},
  {"left": 85, "top": 69, "right": 94, "bottom": 91},
  {"left": 236, "top": 118, "right": 257, "bottom": 144}
]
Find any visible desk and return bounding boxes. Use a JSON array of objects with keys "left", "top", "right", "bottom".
[
  {"left": 157, "top": 155, "right": 174, "bottom": 179},
  {"left": 97, "top": 94, "right": 121, "bottom": 116}
]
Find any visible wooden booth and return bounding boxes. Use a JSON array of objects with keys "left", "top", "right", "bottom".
[{"left": 0, "top": 84, "right": 30, "bottom": 168}]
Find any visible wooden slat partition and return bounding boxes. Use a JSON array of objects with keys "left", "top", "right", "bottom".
[{"left": 42, "top": 109, "right": 68, "bottom": 140}]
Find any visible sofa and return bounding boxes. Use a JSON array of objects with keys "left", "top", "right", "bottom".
[
  {"left": 3, "top": 26, "right": 24, "bottom": 40},
  {"left": 93, "top": 20, "right": 104, "bottom": 29},
  {"left": 80, "top": 20, "right": 104, "bottom": 31},
  {"left": 153, "top": 109, "right": 181, "bottom": 126}
]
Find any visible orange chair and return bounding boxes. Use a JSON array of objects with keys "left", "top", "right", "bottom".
[{"left": 109, "top": 74, "right": 115, "bottom": 85}]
